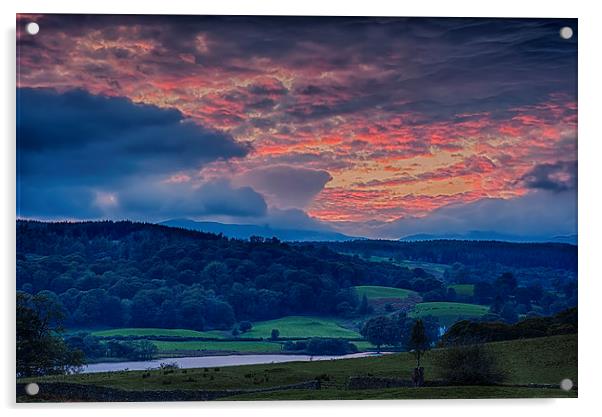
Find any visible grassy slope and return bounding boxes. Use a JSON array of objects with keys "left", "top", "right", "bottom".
[
  {"left": 243, "top": 316, "right": 360, "bottom": 339},
  {"left": 409, "top": 302, "right": 489, "bottom": 326},
  {"left": 448, "top": 284, "right": 475, "bottom": 297},
  {"left": 363, "top": 256, "right": 449, "bottom": 279},
  {"left": 354, "top": 286, "right": 416, "bottom": 300},
  {"left": 26, "top": 334, "right": 576, "bottom": 397},
  {"left": 394, "top": 260, "right": 449, "bottom": 279},
  {"left": 90, "top": 316, "right": 360, "bottom": 340},
  {"left": 152, "top": 340, "right": 283, "bottom": 353},
  {"left": 154, "top": 340, "right": 377, "bottom": 353},
  {"left": 91, "top": 328, "right": 225, "bottom": 338}
]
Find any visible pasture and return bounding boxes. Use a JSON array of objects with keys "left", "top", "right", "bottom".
[
  {"left": 354, "top": 285, "right": 416, "bottom": 300},
  {"left": 448, "top": 284, "right": 475, "bottom": 297},
  {"left": 365, "top": 256, "right": 449, "bottom": 279},
  {"left": 21, "top": 334, "right": 576, "bottom": 400},
  {"left": 153, "top": 340, "right": 376, "bottom": 353},
  {"left": 409, "top": 302, "right": 489, "bottom": 326},
  {"left": 394, "top": 260, "right": 449, "bottom": 279},
  {"left": 91, "top": 328, "right": 225, "bottom": 339},
  {"left": 90, "top": 317, "right": 361, "bottom": 341},
  {"left": 242, "top": 316, "right": 360, "bottom": 339},
  {"left": 152, "top": 340, "right": 283, "bottom": 353}
]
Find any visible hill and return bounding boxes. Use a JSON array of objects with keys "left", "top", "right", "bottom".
[
  {"left": 409, "top": 302, "right": 490, "bottom": 326},
  {"left": 354, "top": 286, "right": 416, "bottom": 300},
  {"left": 91, "top": 328, "right": 225, "bottom": 339},
  {"left": 160, "top": 218, "right": 354, "bottom": 242},
  {"left": 16, "top": 220, "right": 417, "bottom": 331},
  {"left": 400, "top": 231, "right": 578, "bottom": 244},
  {"left": 319, "top": 239, "right": 577, "bottom": 271},
  {"left": 18, "top": 334, "right": 577, "bottom": 401},
  {"left": 243, "top": 316, "right": 360, "bottom": 339},
  {"left": 441, "top": 307, "right": 578, "bottom": 345}
]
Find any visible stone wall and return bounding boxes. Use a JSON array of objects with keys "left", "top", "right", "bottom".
[{"left": 345, "top": 376, "right": 448, "bottom": 390}]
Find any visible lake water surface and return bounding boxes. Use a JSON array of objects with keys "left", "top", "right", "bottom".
[{"left": 83, "top": 352, "right": 385, "bottom": 373}]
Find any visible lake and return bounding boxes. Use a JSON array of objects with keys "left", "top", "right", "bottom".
[{"left": 82, "top": 352, "right": 385, "bottom": 373}]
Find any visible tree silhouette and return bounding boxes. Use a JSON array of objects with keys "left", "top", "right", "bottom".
[
  {"left": 271, "top": 329, "right": 280, "bottom": 340},
  {"left": 360, "top": 316, "right": 401, "bottom": 352},
  {"left": 17, "top": 292, "right": 83, "bottom": 377},
  {"left": 408, "top": 319, "right": 429, "bottom": 368}
]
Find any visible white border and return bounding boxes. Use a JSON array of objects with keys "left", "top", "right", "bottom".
[{"left": 3, "top": 1, "right": 601, "bottom": 416}]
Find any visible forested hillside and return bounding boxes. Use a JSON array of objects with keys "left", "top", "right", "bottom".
[
  {"left": 16, "top": 220, "right": 424, "bottom": 330},
  {"left": 320, "top": 240, "right": 577, "bottom": 271},
  {"left": 17, "top": 221, "right": 577, "bottom": 333}
]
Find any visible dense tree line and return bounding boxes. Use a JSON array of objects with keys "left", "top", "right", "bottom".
[
  {"left": 360, "top": 313, "right": 440, "bottom": 351},
  {"left": 64, "top": 333, "right": 158, "bottom": 361},
  {"left": 319, "top": 239, "right": 577, "bottom": 271},
  {"left": 282, "top": 338, "right": 358, "bottom": 355},
  {"left": 440, "top": 307, "right": 577, "bottom": 345},
  {"left": 444, "top": 262, "right": 575, "bottom": 292},
  {"left": 17, "top": 220, "right": 424, "bottom": 330}
]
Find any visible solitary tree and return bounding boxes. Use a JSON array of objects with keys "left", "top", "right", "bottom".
[
  {"left": 239, "top": 321, "right": 253, "bottom": 333},
  {"left": 271, "top": 329, "right": 280, "bottom": 340},
  {"left": 407, "top": 319, "right": 430, "bottom": 387},
  {"left": 360, "top": 316, "right": 401, "bottom": 352},
  {"left": 17, "top": 291, "right": 84, "bottom": 377},
  {"left": 408, "top": 319, "right": 429, "bottom": 368},
  {"left": 433, "top": 343, "right": 507, "bottom": 385},
  {"left": 357, "top": 294, "right": 371, "bottom": 315},
  {"left": 496, "top": 272, "right": 517, "bottom": 297}
]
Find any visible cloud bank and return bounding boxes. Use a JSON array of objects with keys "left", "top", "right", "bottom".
[
  {"left": 352, "top": 189, "right": 577, "bottom": 239},
  {"left": 16, "top": 16, "right": 578, "bottom": 240},
  {"left": 17, "top": 88, "right": 263, "bottom": 220},
  {"left": 236, "top": 165, "right": 333, "bottom": 209}
]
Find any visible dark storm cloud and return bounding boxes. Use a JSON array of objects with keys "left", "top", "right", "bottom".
[
  {"left": 18, "top": 16, "right": 577, "bottom": 124},
  {"left": 17, "top": 88, "right": 250, "bottom": 183},
  {"left": 116, "top": 180, "right": 267, "bottom": 220},
  {"left": 521, "top": 160, "right": 577, "bottom": 192},
  {"left": 16, "top": 88, "right": 263, "bottom": 219},
  {"left": 15, "top": 15, "right": 578, "bottom": 235}
]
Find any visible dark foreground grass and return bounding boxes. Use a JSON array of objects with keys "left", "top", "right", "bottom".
[
  {"left": 222, "top": 386, "right": 577, "bottom": 401},
  {"left": 20, "top": 334, "right": 576, "bottom": 397}
]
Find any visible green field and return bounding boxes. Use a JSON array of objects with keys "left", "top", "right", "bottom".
[
  {"left": 354, "top": 285, "right": 416, "bottom": 300},
  {"left": 409, "top": 302, "right": 489, "bottom": 326},
  {"left": 153, "top": 340, "right": 377, "bottom": 353},
  {"left": 152, "top": 340, "right": 283, "bottom": 353},
  {"left": 394, "top": 260, "right": 449, "bottom": 279},
  {"left": 91, "top": 328, "right": 225, "bottom": 338},
  {"left": 91, "top": 317, "right": 360, "bottom": 340},
  {"left": 22, "top": 334, "right": 576, "bottom": 400},
  {"left": 353, "top": 341, "right": 378, "bottom": 350},
  {"left": 448, "top": 284, "right": 475, "bottom": 297},
  {"left": 243, "top": 316, "right": 360, "bottom": 339},
  {"left": 365, "top": 256, "right": 449, "bottom": 279}
]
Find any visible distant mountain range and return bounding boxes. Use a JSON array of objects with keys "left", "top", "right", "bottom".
[
  {"left": 160, "top": 219, "right": 355, "bottom": 242},
  {"left": 161, "top": 219, "right": 577, "bottom": 244},
  {"left": 399, "top": 231, "right": 577, "bottom": 245}
]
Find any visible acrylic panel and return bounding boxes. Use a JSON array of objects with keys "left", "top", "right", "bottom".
[{"left": 16, "top": 15, "right": 578, "bottom": 402}]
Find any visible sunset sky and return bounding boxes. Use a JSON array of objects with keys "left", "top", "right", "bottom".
[{"left": 16, "top": 15, "right": 578, "bottom": 239}]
